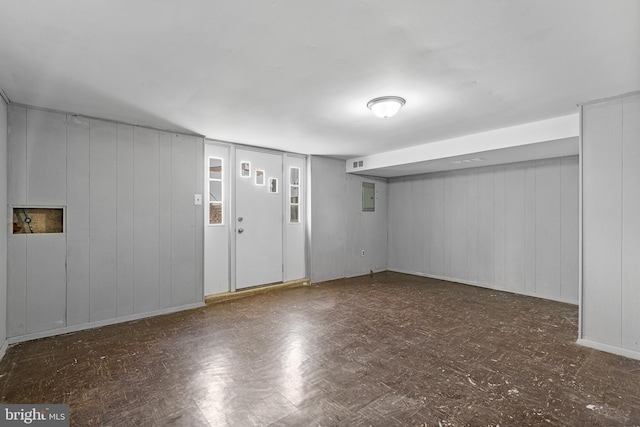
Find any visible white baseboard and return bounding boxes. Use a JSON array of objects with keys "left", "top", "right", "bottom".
[
  {"left": 7, "top": 302, "right": 205, "bottom": 345},
  {"left": 387, "top": 268, "right": 578, "bottom": 305},
  {"left": 577, "top": 338, "right": 640, "bottom": 361},
  {"left": 0, "top": 339, "right": 8, "bottom": 363}
]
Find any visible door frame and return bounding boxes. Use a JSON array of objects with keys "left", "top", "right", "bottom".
[{"left": 203, "top": 142, "right": 307, "bottom": 295}]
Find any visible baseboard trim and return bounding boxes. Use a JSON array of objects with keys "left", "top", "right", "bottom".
[
  {"left": 0, "top": 339, "right": 8, "bottom": 363},
  {"left": 205, "top": 278, "right": 310, "bottom": 304},
  {"left": 7, "top": 302, "right": 205, "bottom": 345},
  {"left": 577, "top": 338, "right": 640, "bottom": 361},
  {"left": 387, "top": 268, "right": 578, "bottom": 306}
]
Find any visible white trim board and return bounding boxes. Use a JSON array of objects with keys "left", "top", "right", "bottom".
[
  {"left": 388, "top": 268, "right": 579, "bottom": 306},
  {"left": 348, "top": 114, "right": 579, "bottom": 177},
  {"left": 0, "top": 340, "right": 8, "bottom": 363},
  {"left": 7, "top": 302, "right": 205, "bottom": 346},
  {"left": 577, "top": 339, "right": 640, "bottom": 362}
]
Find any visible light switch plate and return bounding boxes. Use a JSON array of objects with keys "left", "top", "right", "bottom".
[{"left": 194, "top": 194, "right": 202, "bottom": 205}]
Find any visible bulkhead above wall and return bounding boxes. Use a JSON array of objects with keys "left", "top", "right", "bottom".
[{"left": 347, "top": 115, "right": 579, "bottom": 178}]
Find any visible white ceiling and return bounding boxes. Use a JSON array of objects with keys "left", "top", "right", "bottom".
[{"left": 0, "top": 1, "right": 638, "bottom": 161}]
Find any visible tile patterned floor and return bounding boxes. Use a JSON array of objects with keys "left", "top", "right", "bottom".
[{"left": 1, "top": 272, "right": 639, "bottom": 426}]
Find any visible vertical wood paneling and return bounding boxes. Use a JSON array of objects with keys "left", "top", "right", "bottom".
[
  {"left": 582, "top": 99, "right": 623, "bottom": 346},
  {"left": 133, "top": 127, "right": 160, "bottom": 313},
  {"left": 408, "top": 178, "right": 425, "bottom": 272},
  {"left": 345, "top": 175, "right": 362, "bottom": 277},
  {"left": 560, "top": 157, "right": 579, "bottom": 303},
  {"left": 442, "top": 174, "right": 453, "bottom": 278},
  {"left": 387, "top": 181, "right": 402, "bottom": 269},
  {"left": 346, "top": 175, "right": 371, "bottom": 277},
  {"left": 89, "top": 120, "right": 118, "bottom": 322},
  {"left": 66, "top": 115, "right": 91, "bottom": 326},
  {"left": 310, "top": 159, "right": 388, "bottom": 281},
  {"left": 451, "top": 173, "right": 468, "bottom": 280},
  {"left": 7, "top": 106, "right": 27, "bottom": 205},
  {"left": 158, "top": 132, "right": 172, "bottom": 309},
  {"left": 422, "top": 175, "right": 432, "bottom": 274},
  {"left": 505, "top": 165, "right": 525, "bottom": 292},
  {"left": 621, "top": 93, "right": 640, "bottom": 351},
  {"left": 194, "top": 137, "right": 205, "bottom": 301},
  {"left": 309, "top": 157, "right": 346, "bottom": 283},
  {"left": 524, "top": 163, "right": 537, "bottom": 294},
  {"left": 171, "top": 134, "right": 197, "bottom": 306},
  {"left": 116, "top": 124, "right": 135, "bottom": 316},
  {"left": 26, "top": 109, "right": 67, "bottom": 205},
  {"left": 387, "top": 180, "right": 402, "bottom": 269},
  {"left": 412, "top": 178, "right": 426, "bottom": 272},
  {"left": 388, "top": 156, "right": 578, "bottom": 304},
  {"left": 7, "top": 236, "right": 26, "bottom": 337},
  {"left": 535, "top": 159, "right": 563, "bottom": 300},
  {"left": 466, "top": 169, "right": 479, "bottom": 283},
  {"left": 6, "top": 107, "right": 208, "bottom": 340},
  {"left": 0, "top": 100, "right": 6, "bottom": 345},
  {"left": 372, "top": 177, "right": 389, "bottom": 273},
  {"left": 477, "top": 168, "right": 495, "bottom": 285},
  {"left": 26, "top": 234, "right": 66, "bottom": 333},
  {"left": 429, "top": 175, "right": 444, "bottom": 276},
  {"left": 493, "top": 166, "right": 506, "bottom": 288}
]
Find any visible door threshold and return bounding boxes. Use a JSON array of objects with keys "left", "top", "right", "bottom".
[{"left": 205, "top": 279, "right": 310, "bottom": 305}]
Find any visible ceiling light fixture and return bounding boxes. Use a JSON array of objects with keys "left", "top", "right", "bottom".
[{"left": 367, "top": 96, "right": 406, "bottom": 119}]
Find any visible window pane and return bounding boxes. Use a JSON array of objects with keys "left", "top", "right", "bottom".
[
  {"left": 255, "top": 170, "right": 265, "bottom": 186},
  {"left": 209, "top": 203, "right": 222, "bottom": 224},
  {"left": 290, "top": 186, "right": 299, "bottom": 204},
  {"left": 209, "top": 158, "right": 222, "bottom": 180},
  {"left": 269, "top": 178, "right": 278, "bottom": 193},
  {"left": 240, "top": 161, "right": 251, "bottom": 177},
  {"left": 290, "top": 205, "right": 299, "bottom": 223},
  {"left": 209, "top": 180, "right": 222, "bottom": 202},
  {"left": 290, "top": 167, "right": 300, "bottom": 186}
]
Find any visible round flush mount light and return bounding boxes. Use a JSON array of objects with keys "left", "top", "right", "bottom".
[{"left": 367, "top": 96, "right": 406, "bottom": 119}]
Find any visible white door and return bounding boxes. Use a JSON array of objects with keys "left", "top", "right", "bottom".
[{"left": 235, "top": 149, "right": 283, "bottom": 289}]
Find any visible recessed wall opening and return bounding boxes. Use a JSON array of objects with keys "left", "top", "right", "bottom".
[{"left": 12, "top": 207, "right": 64, "bottom": 234}]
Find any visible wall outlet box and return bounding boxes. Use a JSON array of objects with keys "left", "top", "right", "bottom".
[{"left": 194, "top": 194, "right": 202, "bottom": 205}]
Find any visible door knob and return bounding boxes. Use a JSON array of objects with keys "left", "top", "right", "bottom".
[
  {"left": 238, "top": 228, "right": 244, "bottom": 234},
  {"left": 238, "top": 217, "right": 243, "bottom": 222}
]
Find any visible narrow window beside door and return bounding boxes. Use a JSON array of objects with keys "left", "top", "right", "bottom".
[
  {"left": 289, "top": 167, "right": 300, "bottom": 223},
  {"left": 209, "top": 157, "right": 224, "bottom": 225}
]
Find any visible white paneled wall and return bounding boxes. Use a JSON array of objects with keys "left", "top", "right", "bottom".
[
  {"left": 581, "top": 92, "right": 640, "bottom": 359},
  {"left": 8, "top": 108, "right": 67, "bottom": 336},
  {"left": 7, "top": 106, "right": 204, "bottom": 340},
  {"left": 310, "top": 157, "right": 346, "bottom": 283},
  {"left": 0, "top": 98, "right": 8, "bottom": 353},
  {"left": 310, "top": 156, "right": 388, "bottom": 283},
  {"left": 388, "top": 156, "right": 579, "bottom": 304},
  {"left": 67, "top": 116, "right": 91, "bottom": 325}
]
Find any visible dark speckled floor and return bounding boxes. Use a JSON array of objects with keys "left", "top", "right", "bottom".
[{"left": 1, "top": 272, "right": 640, "bottom": 426}]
